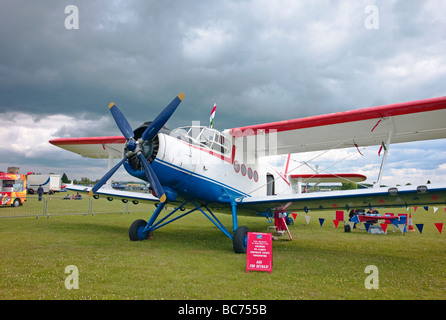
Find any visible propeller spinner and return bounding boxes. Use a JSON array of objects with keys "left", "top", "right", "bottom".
[{"left": 89, "top": 93, "right": 184, "bottom": 203}]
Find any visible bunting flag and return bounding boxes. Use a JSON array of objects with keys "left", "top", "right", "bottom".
[
  {"left": 416, "top": 224, "right": 424, "bottom": 234},
  {"left": 319, "top": 218, "right": 325, "bottom": 226},
  {"left": 398, "top": 224, "right": 406, "bottom": 233},
  {"left": 305, "top": 215, "right": 311, "bottom": 224},
  {"left": 333, "top": 220, "right": 339, "bottom": 228},
  {"left": 433, "top": 207, "right": 438, "bottom": 213},
  {"left": 364, "top": 223, "right": 370, "bottom": 233},
  {"left": 209, "top": 103, "right": 216, "bottom": 128},
  {"left": 380, "top": 224, "right": 388, "bottom": 234},
  {"left": 423, "top": 206, "right": 429, "bottom": 211},
  {"left": 435, "top": 223, "right": 443, "bottom": 234}
]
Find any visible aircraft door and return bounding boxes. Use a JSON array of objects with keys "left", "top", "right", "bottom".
[{"left": 266, "top": 174, "right": 275, "bottom": 196}]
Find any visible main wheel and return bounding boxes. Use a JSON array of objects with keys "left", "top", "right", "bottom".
[
  {"left": 129, "top": 219, "right": 149, "bottom": 241},
  {"left": 233, "top": 226, "right": 249, "bottom": 253}
]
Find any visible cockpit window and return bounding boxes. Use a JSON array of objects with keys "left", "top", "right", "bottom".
[{"left": 171, "top": 126, "right": 231, "bottom": 154}]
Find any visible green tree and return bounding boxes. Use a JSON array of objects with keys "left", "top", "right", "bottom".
[
  {"left": 341, "top": 182, "right": 357, "bottom": 190},
  {"left": 61, "top": 173, "right": 70, "bottom": 184}
]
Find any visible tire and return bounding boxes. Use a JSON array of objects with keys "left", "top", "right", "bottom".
[
  {"left": 233, "top": 226, "right": 249, "bottom": 254},
  {"left": 12, "top": 199, "right": 20, "bottom": 207},
  {"left": 129, "top": 219, "right": 149, "bottom": 241}
]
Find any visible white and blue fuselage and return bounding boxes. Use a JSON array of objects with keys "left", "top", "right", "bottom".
[{"left": 123, "top": 126, "right": 269, "bottom": 205}]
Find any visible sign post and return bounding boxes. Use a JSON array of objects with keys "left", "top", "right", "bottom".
[{"left": 246, "top": 232, "right": 273, "bottom": 274}]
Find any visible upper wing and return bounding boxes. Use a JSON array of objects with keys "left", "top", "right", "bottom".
[
  {"left": 49, "top": 136, "right": 125, "bottom": 158},
  {"left": 236, "top": 183, "right": 446, "bottom": 214},
  {"left": 225, "top": 96, "right": 446, "bottom": 156}
]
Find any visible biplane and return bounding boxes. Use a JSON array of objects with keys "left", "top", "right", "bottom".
[{"left": 50, "top": 94, "right": 446, "bottom": 252}]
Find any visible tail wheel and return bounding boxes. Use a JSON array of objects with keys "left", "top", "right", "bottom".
[
  {"left": 129, "top": 219, "right": 150, "bottom": 241},
  {"left": 233, "top": 226, "right": 249, "bottom": 253}
]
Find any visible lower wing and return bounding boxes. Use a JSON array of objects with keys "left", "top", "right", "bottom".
[
  {"left": 66, "top": 185, "right": 159, "bottom": 204},
  {"left": 68, "top": 183, "right": 446, "bottom": 216},
  {"left": 236, "top": 183, "right": 446, "bottom": 214}
]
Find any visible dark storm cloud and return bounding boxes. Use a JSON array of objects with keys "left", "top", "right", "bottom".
[{"left": 2, "top": 0, "right": 446, "bottom": 130}]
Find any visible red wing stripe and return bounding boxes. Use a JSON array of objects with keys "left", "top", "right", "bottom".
[
  {"left": 229, "top": 96, "right": 446, "bottom": 137},
  {"left": 49, "top": 136, "right": 126, "bottom": 146}
]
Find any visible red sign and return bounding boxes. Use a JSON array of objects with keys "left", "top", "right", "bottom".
[{"left": 246, "top": 232, "right": 273, "bottom": 274}]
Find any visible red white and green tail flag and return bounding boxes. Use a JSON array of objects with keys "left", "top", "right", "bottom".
[
  {"left": 378, "top": 141, "right": 387, "bottom": 156},
  {"left": 209, "top": 103, "right": 216, "bottom": 128}
]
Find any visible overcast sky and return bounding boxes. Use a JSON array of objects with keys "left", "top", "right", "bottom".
[{"left": 1, "top": 0, "right": 445, "bottom": 186}]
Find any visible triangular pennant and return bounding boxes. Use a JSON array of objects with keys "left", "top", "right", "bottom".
[
  {"left": 433, "top": 207, "right": 438, "bottom": 213},
  {"left": 333, "top": 220, "right": 339, "bottom": 228},
  {"left": 423, "top": 206, "right": 429, "bottom": 212},
  {"left": 414, "top": 207, "right": 418, "bottom": 212},
  {"left": 305, "top": 215, "right": 311, "bottom": 224},
  {"left": 380, "top": 224, "right": 387, "bottom": 234},
  {"left": 349, "top": 222, "right": 355, "bottom": 229},
  {"left": 415, "top": 224, "right": 424, "bottom": 234},
  {"left": 319, "top": 218, "right": 325, "bottom": 227},
  {"left": 398, "top": 224, "right": 406, "bottom": 233},
  {"left": 364, "top": 223, "right": 370, "bottom": 232},
  {"left": 434, "top": 223, "right": 443, "bottom": 234},
  {"left": 292, "top": 212, "right": 297, "bottom": 220}
]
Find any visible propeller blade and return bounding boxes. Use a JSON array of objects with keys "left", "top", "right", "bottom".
[
  {"left": 109, "top": 102, "right": 134, "bottom": 140},
  {"left": 141, "top": 93, "right": 184, "bottom": 141},
  {"left": 89, "top": 157, "right": 126, "bottom": 197},
  {"left": 137, "top": 153, "right": 167, "bottom": 203}
]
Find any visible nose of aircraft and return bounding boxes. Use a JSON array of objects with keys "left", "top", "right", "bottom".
[{"left": 89, "top": 93, "right": 184, "bottom": 204}]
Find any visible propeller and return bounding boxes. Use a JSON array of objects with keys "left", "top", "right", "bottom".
[{"left": 89, "top": 93, "right": 184, "bottom": 204}]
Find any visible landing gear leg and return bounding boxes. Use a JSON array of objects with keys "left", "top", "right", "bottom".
[{"left": 231, "top": 199, "right": 249, "bottom": 253}]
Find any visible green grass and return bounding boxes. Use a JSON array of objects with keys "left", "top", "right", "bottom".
[{"left": 0, "top": 199, "right": 445, "bottom": 300}]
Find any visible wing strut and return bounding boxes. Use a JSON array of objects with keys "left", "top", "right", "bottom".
[{"left": 374, "top": 124, "right": 394, "bottom": 188}]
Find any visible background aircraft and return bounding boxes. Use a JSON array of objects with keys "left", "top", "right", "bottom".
[{"left": 50, "top": 94, "right": 446, "bottom": 252}]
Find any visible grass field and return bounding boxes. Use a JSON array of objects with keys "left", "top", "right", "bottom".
[{"left": 0, "top": 198, "right": 445, "bottom": 300}]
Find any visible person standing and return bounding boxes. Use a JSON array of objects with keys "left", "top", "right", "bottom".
[{"left": 37, "top": 185, "right": 44, "bottom": 201}]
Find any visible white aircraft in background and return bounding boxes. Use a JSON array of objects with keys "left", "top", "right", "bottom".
[{"left": 50, "top": 94, "right": 446, "bottom": 252}]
